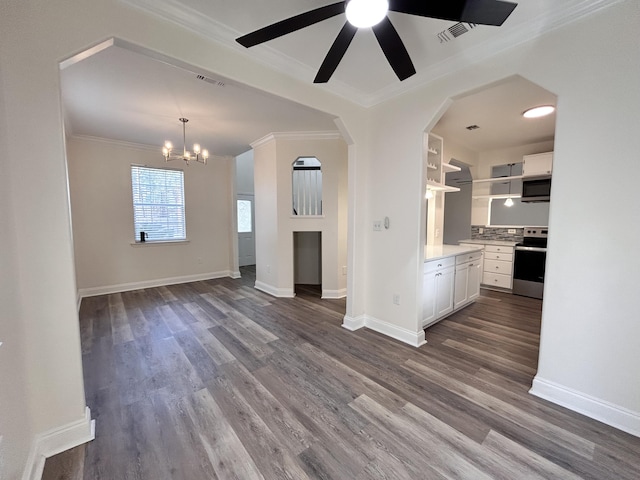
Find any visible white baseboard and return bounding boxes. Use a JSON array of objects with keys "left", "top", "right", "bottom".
[
  {"left": 77, "top": 270, "right": 235, "bottom": 302},
  {"left": 23, "top": 407, "right": 95, "bottom": 480},
  {"left": 322, "top": 288, "right": 347, "bottom": 299},
  {"left": 230, "top": 270, "right": 241, "bottom": 279},
  {"left": 254, "top": 281, "right": 295, "bottom": 298},
  {"left": 530, "top": 376, "right": 640, "bottom": 437},
  {"left": 342, "top": 314, "right": 366, "bottom": 330},
  {"left": 342, "top": 314, "right": 426, "bottom": 347}
]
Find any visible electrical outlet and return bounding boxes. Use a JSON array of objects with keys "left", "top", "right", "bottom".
[
  {"left": 508, "top": 229, "right": 516, "bottom": 234},
  {"left": 479, "top": 228, "right": 484, "bottom": 234},
  {"left": 342, "top": 266, "right": 347, "bottom": 275},
  {"left": 393, "top": 294, "right": 400, "bottom": 305},
  {"left": 373, "top": 220, "right": 382, "bottom": 231},
  {"left": 435, "top": 228, "right": 440, "bottom": 238}
]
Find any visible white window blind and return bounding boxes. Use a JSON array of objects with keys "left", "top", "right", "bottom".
[{"left": 131, "top": 165, "right": 186, "bottom": 242}]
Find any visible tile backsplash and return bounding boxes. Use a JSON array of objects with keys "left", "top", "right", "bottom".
[{"left": 471, "top": 225, "right": 524, "bottom": 242}]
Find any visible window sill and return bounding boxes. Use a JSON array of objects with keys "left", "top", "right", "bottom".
[{"left": 130, "top": 240, "right": 190, "bottom": 247}]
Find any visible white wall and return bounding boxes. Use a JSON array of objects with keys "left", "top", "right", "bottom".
[
  {"left": 365, "top": 1, "right": 640, "bottom": 433},
  {"left": 254, "top": 134, "right": 348, "bottom": 298},
  {"left": 0, "top": 2, "right": 367, "bottom": 476},
  {"left": 0, "top": 72, "right": 34, "bottom": 478},
  {"left": 1, "top": 4, "right": 638, "bottom": 477},
  {"left": 235, "top": 149, "right": 254, "bottom": 195},
  {"left": 67, "top": 137, "right": 235, "bottom": 294},
  {"left": 471, "top": 140, "right": 554, "bottom": 225}
]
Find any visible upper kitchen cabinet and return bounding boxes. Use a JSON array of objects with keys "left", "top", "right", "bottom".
[{"left": 523, "top": 152, "right": 553, "bottom": 177}]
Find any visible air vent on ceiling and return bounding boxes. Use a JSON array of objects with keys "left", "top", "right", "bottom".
[
  {"left": 196, "top": 74, "right": 225, "bottom": 87},
  {"left": 437, "top": 23, "right": 477, "bottom": 43},
  {"left": 466, "top": 125, "right": 480, "bottom": 130}
]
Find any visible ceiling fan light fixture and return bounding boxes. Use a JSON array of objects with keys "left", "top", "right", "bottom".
[
  {"left": 523, "top": 105, "right": 555, "bottom": 118},
  {"left": 345, "top": 0, "right": 389, "bottom": 28}
]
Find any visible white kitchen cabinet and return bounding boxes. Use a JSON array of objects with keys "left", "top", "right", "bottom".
[
  {"left": 459, "top": 243, "right": 484, "bottom": 280},
  {"left": 454, "top": 252, "right": 482, "bottom": 310},
  {"left": 482, "top": 245, "right": 514, "bottom": 290},
  {"left": 523, "top": 152, "right": 553, "bottom": 177},
  {"left": 423, "top": 258, "right": 455, "bottom": 328}
]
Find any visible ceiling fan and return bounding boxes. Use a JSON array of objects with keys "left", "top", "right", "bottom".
[{"left": 236, "top": 0, "right": 518, "bottom": 83}]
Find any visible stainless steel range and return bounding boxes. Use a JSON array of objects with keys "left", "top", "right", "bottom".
[{"left": 513, "top": 227, "right": 548, "bottom": 299}]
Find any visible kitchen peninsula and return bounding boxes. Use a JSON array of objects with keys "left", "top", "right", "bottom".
[{"left": 423, "top": 244, "right": 482, "bottom": 329}]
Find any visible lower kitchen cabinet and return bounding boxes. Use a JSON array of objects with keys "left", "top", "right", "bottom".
[
  {"left": 423, "top": 259, "right": 455, "bottom": 328},
  {"left": 423, "top": 250, "right": 481, "bottom": 328}
]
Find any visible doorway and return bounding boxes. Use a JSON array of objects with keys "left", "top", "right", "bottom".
[
  {"left": 293, "top": 231, "right": 322, "bottom": 297},
  {"left": 237, "top": 194, "right": 256, "bottom": 267}
]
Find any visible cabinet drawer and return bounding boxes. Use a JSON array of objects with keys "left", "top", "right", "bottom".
[
  {"left": 484, "top": 258, "right": 513, "bottom": 275},
  {"left": 456, "top": 251, "right": 482, "bottom": 265},
  {"left": 482, "top": 272, "right": 512, "bottom": 289},
  {"left": 484, "top": 252, "right": 513, "bottom": 262},
  {"left": 485, "top": 245, "right": 514, "bottom": 254},
  {"left": 425, "top": 256, "right": 455, "bottom": 273}
]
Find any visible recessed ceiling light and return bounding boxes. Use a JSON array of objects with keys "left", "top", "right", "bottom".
[
  {"left": 345, "top": 0, "right": 389, "bottom": 28},
  {"left": 523, "top": 105, "right": 555, "bottom": 118}
]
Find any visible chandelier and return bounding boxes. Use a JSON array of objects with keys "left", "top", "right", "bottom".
[{"left": 162, "top": 118, "right": 208, "bottom": 165}]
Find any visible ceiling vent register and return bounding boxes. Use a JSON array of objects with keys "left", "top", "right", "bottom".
[
  {"left": 196, "top": 74, "right": 225, "bottom": 87},
  {"left": 437, "top": 22, "right": 477, "bottom": 43}
]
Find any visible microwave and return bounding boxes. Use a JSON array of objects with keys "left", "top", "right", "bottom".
[{"left": 521, "top": 175, "right": 551, "bottom": 202}]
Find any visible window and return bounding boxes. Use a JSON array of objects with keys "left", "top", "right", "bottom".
[
  {"left": 292, "top": 156, "right": 322, "bottom": 216},
  {"left": 237, "top": 199, "right": 252, "bottom": 233},
  {"left": 131, "top": 165, "right": 186, "bottom": 242}
]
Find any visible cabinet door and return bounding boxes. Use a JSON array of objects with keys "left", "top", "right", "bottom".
[
  {"left": 467, "top": 262, "right": 481, "bottom": 302},
  {"left": 422, "top": 271, "right": 437, "bottom": 327},
  {"left": 523, "top": 152, "right": 553, "bottom": 176},
  {"left": 454, "top": 263, "right": 469, "bottom": 310},
  {"left": 436, "top": 267, "right": 455, "bottom": 318}
]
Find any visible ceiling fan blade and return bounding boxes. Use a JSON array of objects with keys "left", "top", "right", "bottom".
[
  {"left": 388, "top": 0, "right": 517, "bottom": 26},
  {"left": 237, "top": 2, "right": 345, "bottom": 48},
  {"left": 372, "top": 17, "right": 416, "bottom": 81},
  {"left": 314, "top": 22, "right": 357, "bottom": 83}
]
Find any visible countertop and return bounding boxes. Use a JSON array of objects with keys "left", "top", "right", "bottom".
[
  {"left": 425, "top": 244, "right": 483, "bottom": 262},
  {"left": 458, "top": 239, "right": 519, "bottom": 247}
]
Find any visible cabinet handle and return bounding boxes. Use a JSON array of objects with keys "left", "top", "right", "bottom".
[
  {"left": 437, "top": 263, "right": 442, "bottom": 267},
  {"left": 469, "top": 263, "right": 474, "bottom": 267}
]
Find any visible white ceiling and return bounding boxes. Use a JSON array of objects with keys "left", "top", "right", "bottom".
[
  {"left": 61, "top": 45, "right": 338, "bottom": 157},
  {"left": 122, "top": 0, "right": 618, "bottom": 105},
  {"left": 61, "top": 0, "right": 613, "bottom": 156},
  {"left": 433, "top": 76, "right": 557, "bottom": 152}
]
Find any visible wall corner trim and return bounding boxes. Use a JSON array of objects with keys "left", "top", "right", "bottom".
[
  {"left": 342, "top": 314, "right": 426, "bottom": 348},
  {"left": 322, "top": 289, "right": 347, "bottom": 299},
  {"left": 230, "top": 271, "right": 242, "bottom": 279},
  {"left": 22, "top": 406, "right": 95, "bottom": 480},
  {"left": 530, "top": 376, "right": 640, "bottom": 438},
  {"left": 254, "top": 281, "right": 295, "bottom": 298},
  {"left": 342, "top": 315, "right": 366, "bottom": 331}
]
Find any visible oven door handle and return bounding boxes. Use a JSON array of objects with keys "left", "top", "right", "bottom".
[{"left": 516, "top": 246, "right": 547, "bottom": 252}]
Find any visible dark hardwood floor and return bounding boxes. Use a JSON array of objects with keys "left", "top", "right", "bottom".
[{"left": 43, "top": 267, "right": 640, "bottom": 479}]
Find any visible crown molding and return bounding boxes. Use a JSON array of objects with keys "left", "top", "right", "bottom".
[
  {"left": 121, "top": 0, "right": 625, "bottom": 108},
  {"left": 67, "top": 134, "right": 232, "bottom": 161},
  {"left": 250, "top": 131, "right": 342, "bottom": 149},
  {"left": 119, "top": 0, "right": 366, "bottom": 105}
]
